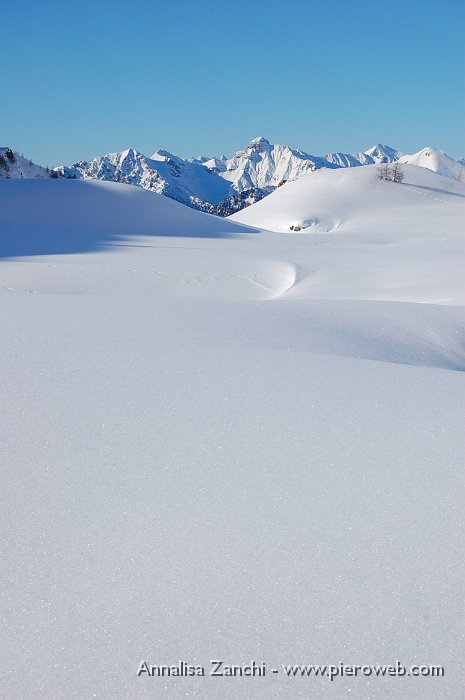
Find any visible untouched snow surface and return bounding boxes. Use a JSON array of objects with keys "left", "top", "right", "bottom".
[{"left": 1, "top": 172, "right": 464, "bottom": 699}]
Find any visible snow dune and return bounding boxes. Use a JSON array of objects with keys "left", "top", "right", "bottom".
[{"left": 1, "top": 169, "right": 464, "bottom": 699}]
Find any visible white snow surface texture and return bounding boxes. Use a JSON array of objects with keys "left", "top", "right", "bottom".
[{"left": 1, "top": 165, "right": 464, "bottom": 699}]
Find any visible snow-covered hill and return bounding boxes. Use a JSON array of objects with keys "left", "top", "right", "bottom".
[
  {"left": 0, "top": 147, "right": 50, "bottom": 179},
  {"left": 399, "top": 146, "right": 465, "bottom": 180},
  {"left": 0, "top": 178, "right": 256, "bottom": 258},
  {"left": 230, "top": 162, "right": 465, "bottom": 234}
]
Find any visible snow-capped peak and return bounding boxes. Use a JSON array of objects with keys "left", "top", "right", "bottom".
[
  {"left": 248, "top": 136, "right": 271, "bottom": 148},
  {"left": 325, "top": 144, "right": 401, "bottom": 168},
  {"left": 363, "top": 144, "right": 401, "bottom": 162},
  {"left": 120, "top": 147, "right": 142, "bottom": 158},
  {"left": 6, "top": 137, "right": 464, "bottom": 220},
  {"left": 151, "top": 149, "right": 178, "bottom": 161},
  {"left": 399, "top": 147, "right": 465, "bottom": 180},
  {"left": 186, "top": 155, "right": 211, "bottom": 165}
]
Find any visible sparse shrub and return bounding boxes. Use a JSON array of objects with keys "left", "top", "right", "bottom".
[
  {"left": 377, "top": 162, "right": 404, "bottom": 183},
  {"left": 4, "top": 148, "right": 15, "bottom": 162},
  {"left": 376, "top": 163, "right": 391, "bottom": 181},
  {"left": 391, "top": 162, "right": 405, "bottom": 183}
]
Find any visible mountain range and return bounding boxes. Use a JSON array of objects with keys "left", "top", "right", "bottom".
[{"left": 2, "top": 139, "right": 464, "bottom": 216}]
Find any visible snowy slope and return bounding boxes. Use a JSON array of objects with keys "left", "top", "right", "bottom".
[
  {"left": 0, "top": 147, "right": 50, "bottom": 179},
  {"left": 57, "top": 148, "right": 231, "bottom": 209},
  {"left": 231, "top": 162, "right": 465, "bottom": 232},
  {"left": 1, "top": 176, "right": 465, "bottom": 699},
  {"left": 0, "top": 179, "right": 258, "bottom": 258},
  {"left": 399, "top": 146, "right": 465, "bottom": 180},
  {"left": 230, "top": 164, "right": 465, "bottom": 306}
]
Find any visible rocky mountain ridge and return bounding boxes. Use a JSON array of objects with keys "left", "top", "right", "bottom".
[{"left": 3, "top": 140, "right": 464, "bottom": 216}]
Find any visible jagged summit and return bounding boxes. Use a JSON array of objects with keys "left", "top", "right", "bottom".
[
  {"left": 248, "top": 136, "right": 271, "bottom": 148},
  {"left": 364, "top": 144, "right": 400, "bottom": 161},
  {"left": 186, "top": 155, "right": 211, "bottom": 165},
  {"left": 246, "top": 137, "right": 272, "bottom": 156},
  {"left": 327, "top": 144, "right": 402, "bottom": 167},
  {"left": 121, "top": 147, "right": 142, "bottom": 157},
  {"left": 151, "top": 148, "right": 179, "bottom": 161}
]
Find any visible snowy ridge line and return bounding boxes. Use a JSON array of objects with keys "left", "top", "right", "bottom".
[{"left": 3, "top": 140, "right": 464, "bottom": 216}]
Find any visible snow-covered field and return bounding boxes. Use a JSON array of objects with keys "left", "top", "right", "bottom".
[{"left": 1, "top": 166, "right": 464, "bottom": 699}]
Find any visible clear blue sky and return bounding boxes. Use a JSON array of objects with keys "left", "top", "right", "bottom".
[{"left": 2, "top": 0, "right": 464, "bottom": 165}]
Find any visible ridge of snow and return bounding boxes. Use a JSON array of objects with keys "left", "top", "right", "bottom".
[
  {"left": 325, "top": 144, "right": 402, "bottom": 168},
  {"left": 58, "top": 137, "right": 405, "bottom": 211},
  {"left": 59, "top": 148, "right": 231, "bottom": 209},
  {"left": 4, "top": 140, "right": 464, "bottom": 216},
  {"left": 399, "top": 147, "right": 465, "bottom": 180}
]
